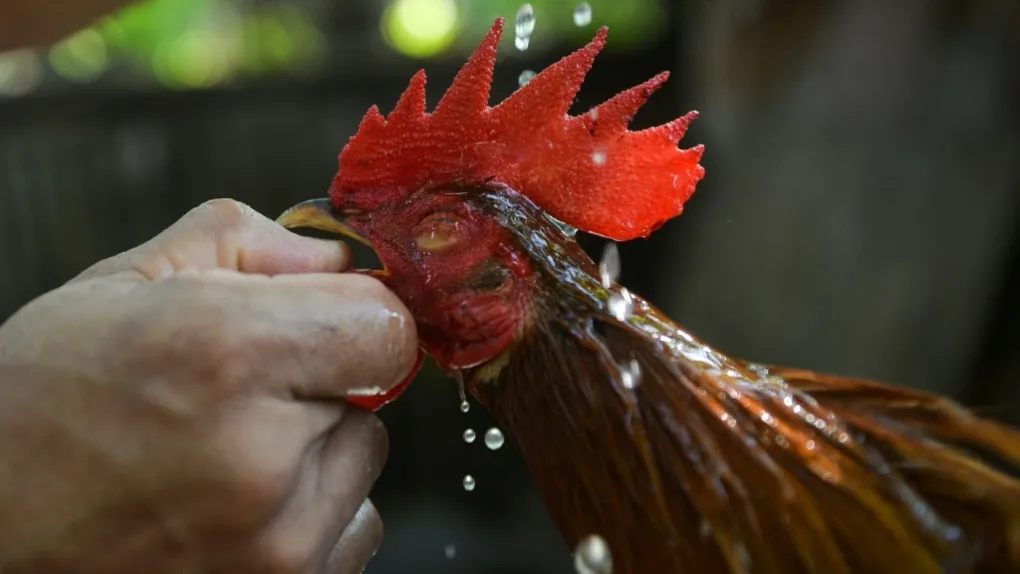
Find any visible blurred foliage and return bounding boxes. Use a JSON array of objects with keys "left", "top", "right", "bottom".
[{"left": 0, "top": 0, "right": 666, "bottom": 95}]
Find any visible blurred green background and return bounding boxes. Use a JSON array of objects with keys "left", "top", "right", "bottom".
[{"left": 0, "top": 0, "right": 664, "bottom": 95}]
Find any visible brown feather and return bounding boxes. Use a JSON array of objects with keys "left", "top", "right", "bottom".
[{"left": 460, "top": 189, "right": 1020, "bottom": 574}]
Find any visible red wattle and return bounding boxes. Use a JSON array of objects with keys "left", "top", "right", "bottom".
[{"left": 346, "top": 348, "right": 425, "bottom": 411}]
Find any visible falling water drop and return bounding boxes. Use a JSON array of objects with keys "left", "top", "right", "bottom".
[
  {"left": 514, "top": 4, "right": 535, "bottom": 51},
  {"left": 574, "top": 534, "right": 613, "bottom": 574},
  {"left": 463, "top": 428, "right": 477, "bottom": 443},
  {"left": 454, "top": 371, "right": 467, "bottom": 404},
  {"left": 620, "top": 358, "right": 641, "bottom": 390},
  {"left": 463, "top": 475, "right": 476, "bottom": 491},
  {"left": 608, "top": 288, "right": 634, "bottom": 321},
  {"left": 573, "top": 2, "right": 593, "bottom": 26},
  {"left": 518, "top": 69, "right": 536, "bottom": 87},
  {"left": 444, "top": 544, "right": 456, "bottom": 559},
  {"left": 591, "top": 149, "right": 607, "bottom": 166},
  {"left": 515, "top": 4, "right": 536, "bottom": 38},
  {"left": 460, "top": 400, "right": 470, "bottom": 413},
  {"left": 599, "top": 243, "right": 620, "bottom": 288},
  {"left": 484, "top": 427, "right": 505, "bottom": 450}
]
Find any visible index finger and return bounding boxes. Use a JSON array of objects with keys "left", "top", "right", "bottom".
[{"left": 130, "top": 268, "right": 420, "bottom": 400}]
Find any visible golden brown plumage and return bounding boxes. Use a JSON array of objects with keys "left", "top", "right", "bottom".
[{"left": 459, "top": 190, "right": 1020, "bottom": 574}]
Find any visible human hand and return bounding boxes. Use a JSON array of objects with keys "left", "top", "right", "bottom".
[{"left": 0, "top": 199, "right": 418, "bottom": 574}]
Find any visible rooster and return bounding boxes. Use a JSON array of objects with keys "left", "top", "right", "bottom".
[{"left": 277, "top": 18, "right": 1020, "bottom": 574}]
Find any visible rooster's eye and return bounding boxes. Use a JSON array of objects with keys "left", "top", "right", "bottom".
[{"left": 415, "top": 214, "right": 462, "bottom": 252}]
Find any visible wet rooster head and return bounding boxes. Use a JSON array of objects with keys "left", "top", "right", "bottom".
[{"left": 277, "top": 17, "right": 705, "bottom": 381}]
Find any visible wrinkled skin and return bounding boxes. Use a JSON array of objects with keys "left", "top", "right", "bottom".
[{"left": 0, "top": 199, "right": 419, "bottom": 573}]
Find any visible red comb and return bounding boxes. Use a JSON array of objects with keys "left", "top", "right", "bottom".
[{"left": 332, "top": 18, "right": 705, "bottom": 241}]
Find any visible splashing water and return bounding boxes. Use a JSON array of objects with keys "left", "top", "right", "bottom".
[
  {"left": 573, "top": 2, "right": 593, "bottom": 27},
  {"left": 444, "top": 544, "right": 457, "bottom": 559},
  {"left": 515, "top": 4, "right": 535, "bottom": 51},
  {"left": 463, "top": 475, "right": 476, "bottom": 491},
  {"left": 463, "top": 428, "right": 477, "bottom": 443},
  {"left": 599, "top": 243, "right": 620, "bottom": 288},
  {"left": 518, "top": 69, "right": 536, "bottom": 87},
  {"left": 549, "top": 214, "right": 578, "bottom": 237},
  {"left": 484, "top": 427, "right": 505, "bottom": 450},
  {"left": 608, "top": 288, "right": 634, "bottom": 322},
  {"left": 574, "top": 534, "right": 613, "bottom": 574},
  {"left": 620, "top": 358, "right": 641, "bottom": 390}
]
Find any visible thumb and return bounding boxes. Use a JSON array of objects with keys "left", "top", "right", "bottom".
[{"left": 74, "top": 199, "right": 351, "bottom": 283}]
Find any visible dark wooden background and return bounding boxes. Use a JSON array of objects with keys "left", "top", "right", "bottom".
[{"left": 1, "top": 1, "right": 1018, "bottom": 572}]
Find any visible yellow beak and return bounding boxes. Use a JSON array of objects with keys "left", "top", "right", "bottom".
[{"left": 275, "top": 198, "right": 372, "bottom": 248}]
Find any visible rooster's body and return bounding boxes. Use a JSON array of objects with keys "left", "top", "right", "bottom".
[{"left": 278, "top": 18, "right": 1020, "bottom": 573}]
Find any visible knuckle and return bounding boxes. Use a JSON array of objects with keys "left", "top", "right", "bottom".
[
  {"left": 131, "top": 279, "right": 254, "bottom": 388},
  {"left": 259, "top": 540, "right": 312, "bottom": 574},
  {"left": 208, "top": 439, "right": 298, "bottom": 525},
  {"left": 193, "top": 198, "right": 258, "bottom": 234}
]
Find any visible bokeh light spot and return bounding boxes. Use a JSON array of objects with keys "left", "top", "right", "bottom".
[
  {"left": 49, "top": 29, "right": 109, "bottom": 83},
  {"left": 382, "top": 0, "right": 459, "bottom": 59}
]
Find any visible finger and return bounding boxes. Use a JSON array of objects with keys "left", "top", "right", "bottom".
[
  {"left": 74, "top": 199, "right": 351, "bottom": 282},
  {"left": 260, "top": 410, "right": 388, "bottom": 573},
  {"left": 134, "top": 269, "right": 418, "bottom": 399},
  {"left": 322, "top": 500, "right": 384, "bottom": 574}
]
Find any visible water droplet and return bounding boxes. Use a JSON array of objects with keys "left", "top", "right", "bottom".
[
  {"left": 454, "top": 371, "right": 467, "bottom": 404},
  {"left": 608, "top": 288, "right": 633, "bottom": 321},
  {"left": 573, "top": 2, "right": 593, "bottom": 27},
  {"left": 345, "top": 386, "right": 384, "bottom": 397},
  {"left": 599, "top": 243, "right": 620, "bottom": 288},
  {"left": 515, "top": 35, "right": 530, "bottom": 51},
  {"left": 549, "top": 215, "right": 578, "bottom": 237},
  {"left": 518, "top": 69, "right": 536, "bottom": 87},
  {"left": 515, "top": 4, "right": 536, "bottom": 38},
  {"left": 484, "top": 427, "right": 505, "bottom": 450},
  {"left": 463, "top": 428, "right": 476, "bottom": 443},
  {"left": 463, "top": 475, "right": 476, "bottom": 491},
  {"left": 699, "top": 520, "right": 713, "bottom": 538},
  {"left": 592, "top": 149, "right": 607, "bottom": 165},
  {"left": 460, "top": 400, "right": 470, "bottom": 413},
  {"left": 444, "top": 544, "right": 456, "bottom": 559},
  {"left": 574, "top": 534, "right": 613, "bottom": 574},
  {"left": 621, "top": 359, "right": 641, "bottom": 390}
]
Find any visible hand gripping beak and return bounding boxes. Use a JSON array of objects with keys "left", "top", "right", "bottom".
[{"left": 276, "top": 197, "right": 423, "bottom": 411}]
